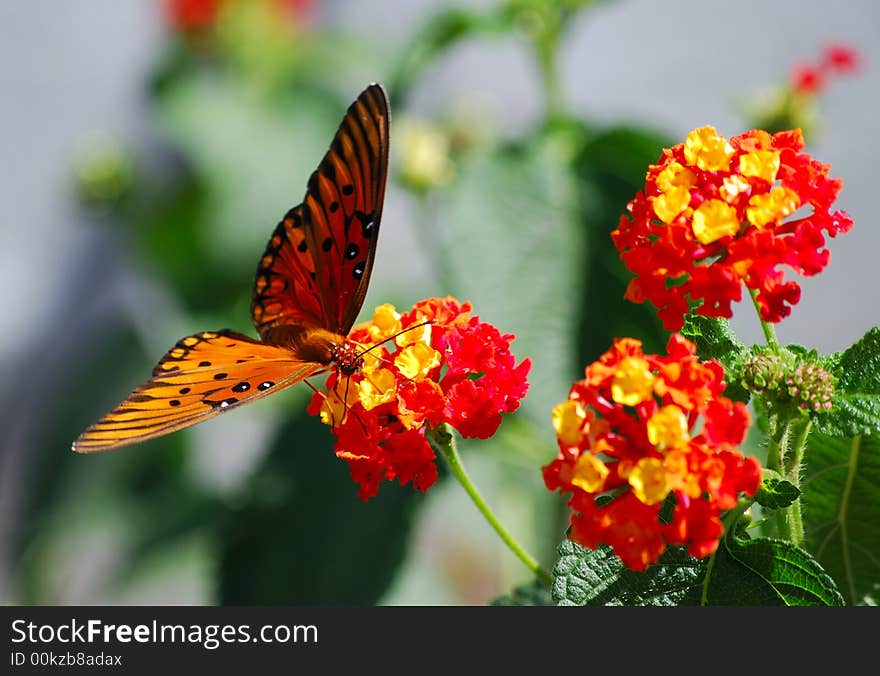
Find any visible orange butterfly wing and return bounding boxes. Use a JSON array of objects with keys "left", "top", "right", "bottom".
[
  {"left": 252, "top": 83, "right": 390, "bottom": 340},
  {"left": 73, "top": 331, "right": 325, "bottom": 452},
  {"left": 74, "top": 83, "right": 391, "bottom": 453}
]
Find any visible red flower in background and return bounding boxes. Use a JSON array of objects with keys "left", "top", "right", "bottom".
[
  {"left": 791, "top": 42, "right": 861, "bottom": 94},
  {"left": 308, "top": 297, "right": 531, "bottom": 499},
  {"left": 791, "top": 64, "right": 825, "bottom": 95},
  {"left": 612, "top": 126, "right": 853, "bottom": 330},
  {"left": 162, "top": 0, "right": 221, "bottom": 31},
  {"left": 543, "top": 335, "right": 760, "bottom": 571},
  {"left": 161, "top": 0, "right": 318, "bottom": 33},
  {"left": 823, "top": 44, "right": 860, "bottom": 73}
]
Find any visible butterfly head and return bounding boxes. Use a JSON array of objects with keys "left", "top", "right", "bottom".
[{"left": 331, "top": 340, "right": 365, "bottom": 377}]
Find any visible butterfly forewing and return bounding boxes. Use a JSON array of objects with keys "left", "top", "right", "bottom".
[
  {"left": 73, "top": 330, "right": 324, "bottom": 452},
  {"left": 251, "top": 204, "right": 326, "bottom": 333},
  {"left": 252, "top": 83, "right": 390, "bottom": 340},
  {"left": 76, "top": 83, "right": 390, "bottom": 453}
]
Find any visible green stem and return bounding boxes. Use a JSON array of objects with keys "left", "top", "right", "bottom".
[
  {"left": 770, "top": 416, "right": 810, "bottom": 545},
  {"left": 784, "top": 497, "right": 805, "bottom": 547},
  {"left": 784, "top": 417, "right": 811, "bottom": 479},
  {"left": 747, "top": 286, "right": 809, "bottom": 544},
  {"left": 764, "top": 405, "right": 783, "bottom": 473},
  {"left": 535, "top": 38, "right": 563, "bottom": 120},
  {"left": 748, "top": 287, "right": 779, "bottom": 349},
  {"left": 784, "top": 417, "right": 810, "bottom": 545},
  {"left": 427, "top": 423, "right": 553, "bottom": 588}
]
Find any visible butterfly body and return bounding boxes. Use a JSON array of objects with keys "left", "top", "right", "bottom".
[
  {"left": 74, "top": 83, "right": 389, "bottom": 453},
  {"left": 264, "top": 324, "right": 364, "bottom": 376}
]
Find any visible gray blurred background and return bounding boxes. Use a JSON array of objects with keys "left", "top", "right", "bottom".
[{"left": 2, "top": 0, "right": 877, "bottom": 604}]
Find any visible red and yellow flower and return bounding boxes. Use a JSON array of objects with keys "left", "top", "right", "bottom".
[
  {"left": 612, "top": 126, "right": 853, "bottom": 331},
  {"left": 308, "top": 297, "right": 531, "bottom": 499},
  {"left": 543, "top": 335, "right": 761, "bottom": 571}
]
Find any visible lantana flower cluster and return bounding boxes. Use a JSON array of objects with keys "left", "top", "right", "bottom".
[
  {"left": 308, "top": 297, "right": 531, "bottom": 500},
  {"left": 612, "top": 126, "right": 853, "bottom": 331},
  {"left": 542, "top": 335, "right": 761, "bottom": 571}
]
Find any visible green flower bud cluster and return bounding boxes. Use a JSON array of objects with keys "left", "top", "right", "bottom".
[{"left": 741, "top": 351, "right": 834, "bottom": 415}]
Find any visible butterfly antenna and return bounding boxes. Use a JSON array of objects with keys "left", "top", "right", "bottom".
[
  {"left": 343, "top": 378, "right": 369, "bottom": 435},
  {"left": 355, "top": 320, "right": 435, "bottom": 360},
  {"left": 303, "top": 378, "right": 336, "bottom": 420},
  {"left": 366, "top": 353, "right": 397, "bottom": 369},
  {"left": 331, "top": 375, "right": 371, "bottom": 435},
  {"left": 303, "top": 378, "right": 364, "bottom": 433}
]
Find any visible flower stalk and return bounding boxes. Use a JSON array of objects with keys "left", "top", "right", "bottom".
[
  {"left": 765, "top": 417, "right": 809, "bottom": 544},
  {"left": 750, "top": 288, "right": 780, "bottom": 350},
  {"left": 428, "top": 423, "right": 553, "bottom": 587},
  {"left": 751, "top": 293, "right": 812, "bottom": 545}
]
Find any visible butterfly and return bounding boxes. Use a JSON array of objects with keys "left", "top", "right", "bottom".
[{"left": 73, "top": 83, "right": 390, "bottom": 452}]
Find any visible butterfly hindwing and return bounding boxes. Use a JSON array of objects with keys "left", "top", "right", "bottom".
[
  {"left": 73, "top": 330, "right": 325, "bottom": 452},
  {"left": 251, "top": 83, "right": 390, "bottom": 340}
]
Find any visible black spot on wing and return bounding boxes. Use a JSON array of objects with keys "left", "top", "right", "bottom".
[
  {"left": 284, "top": 207, "right": 302, "bottom": 227},
  {"left": 206, "top": 397, "right": 239, "bottom": 410},
  {"left": 356, "top": 211, "right": 376, "bottom": 240}
]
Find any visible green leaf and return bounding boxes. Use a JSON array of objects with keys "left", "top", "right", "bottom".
[
  {"left": 552, "top": 532, "right": 844, "bottom": 606},
  {"left": 705, "top": 535, "right": 844, "bottom": 605},
  {"left": 681, "top": 316, "right": 746, "bottom": 368},
  {"left": 681, "top": 315, "right": 750, "bottom": 402},
  {"left": 755, "top": 476, "right": 801, "bottom": 509},
  {"left": 552, "top": 540, "right": 703, "bottom": 606},
  {"left": 815, "top": 327, "right": 880, "bottom": 438},
  {"left": 218, "top": 411, "right": 423, "bottom": 604},
  {"left": 491, "top": 580, "right": 555, "bottom": 606},
  {"left": 802, "top": 432, "right": 880, "bottom": 604},
  {"left": 436, "top": 135, "right": 583, "bottom": 426}
]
